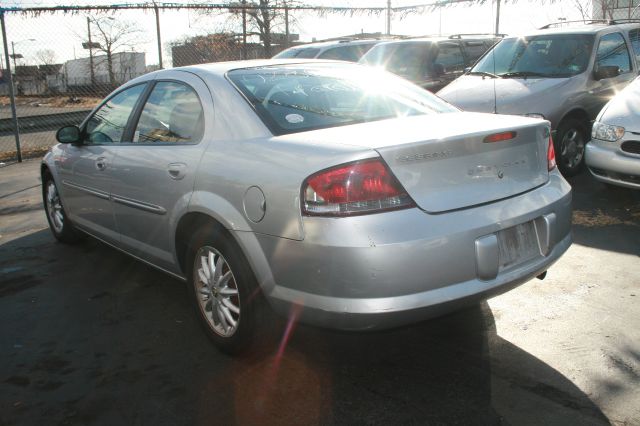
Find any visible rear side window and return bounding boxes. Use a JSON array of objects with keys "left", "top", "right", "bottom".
[
  {"left": 629, "top": 29, "right": 640, "bottom": 65},
  {"left": 464, "top": 41, "right": 489, "bottom": 63},
  {"left": 133, "top": 81, "right": 204, "bottom": 144},
  {"left": 596, "top": 32, "right": 631, "bottom": 73},
  {"left": 85, "top": 84, "right": 146, "bottom": 144},
  {"left": 436, "top": 42, "right": 465, "bottom": 70}
]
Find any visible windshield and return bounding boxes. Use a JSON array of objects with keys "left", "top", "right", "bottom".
[
  {"left": 228, "top": 63, "right": 457, "bottom": 135},
  {"left": 473, "top": 34, "right": 595, "bottom": 78},
  {"left": 360, "top": 42, "right": 437, "bottom": 81}
]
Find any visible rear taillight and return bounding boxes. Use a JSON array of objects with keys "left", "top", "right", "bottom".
[
  {"left": 302, "top": 159, "right": 415, "bottom": 216},
  {"left": 547, "top": 135, "right": 557, "bottom": 171}
]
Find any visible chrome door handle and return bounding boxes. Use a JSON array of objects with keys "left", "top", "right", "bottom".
[
  {"left": 95, "top": 157, "right": 107, "bottom": 171},
  {"left": 167, "top": 163, "right": 187, "bottom": 180}
]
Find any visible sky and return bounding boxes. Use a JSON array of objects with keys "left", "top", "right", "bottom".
[{"left": 0, "top": 0, "right": 592, "bottom": 68}]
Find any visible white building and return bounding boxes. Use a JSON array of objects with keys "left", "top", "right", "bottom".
[{"left": 65, "top": 51, "right": 146, "bottom": 87}]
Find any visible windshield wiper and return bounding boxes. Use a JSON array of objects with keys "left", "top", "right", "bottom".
[
  {"left": 499, "top": 71, "right": 548, "bottom": 79},
  {"left": 467, "top": 71, "right": 500, "bottom": 79}
]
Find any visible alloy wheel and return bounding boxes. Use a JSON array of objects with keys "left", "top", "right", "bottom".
[
  {"left": 46, "top": 181, "right": 64, "bottom": 233},
  {"left": 559, "top": 127, "right": 585, "bottom": 170},
  {"left": 193, "top": 246, "right": 241, "bottom": 337}
]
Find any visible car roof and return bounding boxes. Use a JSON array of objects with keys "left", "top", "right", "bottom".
[
  {"left": 512, "top": 22, "right": 640, "bottom": 37},
  {"left": 371, "top": 35, "right": 496, "bottom": 46},
  {"left": 280, "top": 39, "right": 382, "bottom": 50},
  {"left": 177, "top": 59, "right": 355, "bottom": 77}
]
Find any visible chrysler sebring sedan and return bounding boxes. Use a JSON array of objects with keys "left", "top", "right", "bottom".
[{"left": 42, "top": 60, "right": 572, "bottom": 354}]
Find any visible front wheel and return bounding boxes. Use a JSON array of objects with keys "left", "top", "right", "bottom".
[
  {"left": 555, "top": 118, "right": 588, "bottom": 177},
  {"left": 186, "top": 228, "right": 274, "bottom": 355},
  {"left": 42, "top": 171, "right": 81, "bottom": 244}
]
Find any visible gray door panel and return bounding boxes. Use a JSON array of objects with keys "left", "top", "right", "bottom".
[
  {"left": 110, "top": 71, "right": 213, "bottom": 272},
  {"left": 58, "top": 144, "right": 118, "bottom": 243}
]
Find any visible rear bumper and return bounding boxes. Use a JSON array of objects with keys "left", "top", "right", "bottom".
[
  {"left": 240, "top": 171, "right": 572, "bottom": 330},
  {"left": 586, "top": 141, "right": 640, "bottom": 189}
]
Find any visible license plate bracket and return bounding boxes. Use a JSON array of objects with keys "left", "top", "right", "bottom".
[{"left": 497, "top": 221, "right": 540, "bottom": 270}]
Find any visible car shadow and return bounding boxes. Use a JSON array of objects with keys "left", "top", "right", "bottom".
[
  {"left": 566, "top": 171, "right": 639, "bottom": 256},
  {"left": 0, "top": 230, "right": 610, "bottom": 425}
]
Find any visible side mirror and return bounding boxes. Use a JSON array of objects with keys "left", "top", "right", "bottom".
[
  {"left": 464, "top": 67, "right": 472, "bottom": 74},
  {"left": 594, "top": 65, "right": 620, "bottom": 81},
  {"left": 433, "top": 63, "right": 445, "bottom": 77},
  {"left": 56, "top": 126, "right": 81, "bottom": 144}
]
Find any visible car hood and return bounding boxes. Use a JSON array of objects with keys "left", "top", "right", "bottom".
[
  {"left": 596, "top": 77, "right": 640, "bottom": 131},
  {"left": 437, "top": 75, "right": 574, "bottom": 116}
]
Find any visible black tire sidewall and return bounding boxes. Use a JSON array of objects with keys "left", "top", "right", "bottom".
[
  {"left": 555, "top": 118, "right": 588, "bottom": 177},
  {"left": 42, "top": 171, "right": 80, "bottom": 243},
  {"left": 186, "top": 227, "right": 266, "bottom": 355}
]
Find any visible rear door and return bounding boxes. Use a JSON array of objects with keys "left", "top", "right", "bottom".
[
  {"left": 57, "top": 83, "right": 147, "bottom": 244},
  {"left": 109, "top": 71, "right": 212, "bottom": 273}
]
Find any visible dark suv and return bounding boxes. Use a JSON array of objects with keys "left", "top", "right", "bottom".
[{"left": 359, "top": 35, "right": 501, "bottom": 92}]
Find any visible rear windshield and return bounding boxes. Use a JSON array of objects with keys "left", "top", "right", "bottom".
[
  {"left": 360, "top": 42, "right": 437, "bottom": 81},
  {"left": 273, "top": 47, "right": 321, "bottom": 59},
  {"left": 473, "top": 34, "right": 595, "bottom": 78},
  {"left": 227, "top": 64, "right": 457, "bottom": 135}
]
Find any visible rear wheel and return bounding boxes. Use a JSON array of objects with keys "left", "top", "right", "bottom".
[
  {"left": 555, "top": 118, "right": 588, "bottom": 177},
  {"left": 42, "top": 171, "right": 81, "bottom": 243},
  {"left": 186, "top": 227, "right": 274, "bottom": 355}
]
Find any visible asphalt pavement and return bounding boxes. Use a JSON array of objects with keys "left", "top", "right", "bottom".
[{"left": 0, "top": 160, "right": 638, "bottom": 426}]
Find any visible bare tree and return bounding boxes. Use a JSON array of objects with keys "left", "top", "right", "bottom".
[
  {"left": 35, "top": 49, "right": 57, "bottom": 66},
  {"left": 223, "top": 0, "right": 298, "bottom": 57},
  {"left": 88, "top": 17, "right": 144, "bottom": 86}
]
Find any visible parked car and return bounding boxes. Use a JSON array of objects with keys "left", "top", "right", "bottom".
[
  {"left": 43, "top": 60, "right": 572, "bottom": 354},
  {"left": 359, "top": 34, "right": 501, "bottom": 92},
  {"left": 438, "top": 21, "right": 640, "bottom": 177},
  {"left": 585, "top": 75, "right": 640, "bottom": 189},
  {"left": 272, "top": 39, "right": 381, "bottom": 62}
]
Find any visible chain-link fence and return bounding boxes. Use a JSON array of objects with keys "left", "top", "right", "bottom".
[
  {"left": 0, "top": 3, "right": 342, "bottom": 163},
  {"left": 2, "top": 1, "right": 637, "bottom": 164}
]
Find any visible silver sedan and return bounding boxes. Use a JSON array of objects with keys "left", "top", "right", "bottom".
[
  {"left": 42, "top": 60, "right": 572, "bottom": 354},
  {"left": 586, "top": 76, "right": 640, "bottom": 189}
]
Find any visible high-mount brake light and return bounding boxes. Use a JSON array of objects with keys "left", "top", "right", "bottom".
[
  {"left": 483, "top": 131, "right": 517, "bottom": 143},
  {"left": 548, "top": 135, "right": 557, "bottom": 171},
  {"left": 302, "top": 159, "right": 415, "bottom": 216}
]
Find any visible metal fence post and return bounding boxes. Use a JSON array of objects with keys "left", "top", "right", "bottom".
[{"left": 1, "top": 10, "right": 22, "bottom": 162}]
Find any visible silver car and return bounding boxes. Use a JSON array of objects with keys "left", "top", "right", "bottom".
[
  {"left": 42, "top": 60, "right": 572, "bottom": 354},
  {"left": 438, "top": 22, "right": 640, "bottom": 177},
  {"left": 586, "top": 76, "right": 640, "bottom": 189}
]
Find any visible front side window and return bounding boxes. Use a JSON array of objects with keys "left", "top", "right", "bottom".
[
  {"left": 596, "top": 32, "right": 631, "bottom": 74},
  {"left": 473, "top": 34, "right": 595, "bottom": 78},
  {"left": 465, "top": 41, "right": 489, "bottom": 63},
  {"left": 85, "top": 84, "right": 145, "bottom": 144},
  {"left": 228, "top": 63, "right": 457, "bottom": 135},
  {"left": 133, "top": 81, "right": 204, "bottom": 144}
]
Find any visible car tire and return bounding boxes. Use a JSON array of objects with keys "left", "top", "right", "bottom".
[
  {"left": 186, "top": 226, "right": 275, "bottom": 355},
  {"left": 555, "top": 118, "right": 588, "bottom": 177},
  {"left": 42, "top": 170, "right": 82, "bottom": 244}
]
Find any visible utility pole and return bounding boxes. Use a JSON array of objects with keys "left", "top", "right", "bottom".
[
  {"left": 495, "top": 0, "right": 501, "bottom": 35},
  {"left": 387, "top": 0, "right": 391, "bottom": 35},
  {"left": 154, "top": 3, "right": 163, "bottom": 68},
  {"left": 87, "top": 17, "right": 96, "bottom": 86},
  {"left": 11, "top": 41, "right": 17, "bottom": 74},
  {"left": 285, "top": 1, "right": 290, "bottom": 48},
  {"left": 241, "top": 0, "right": 247, "bottom": 60}
]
